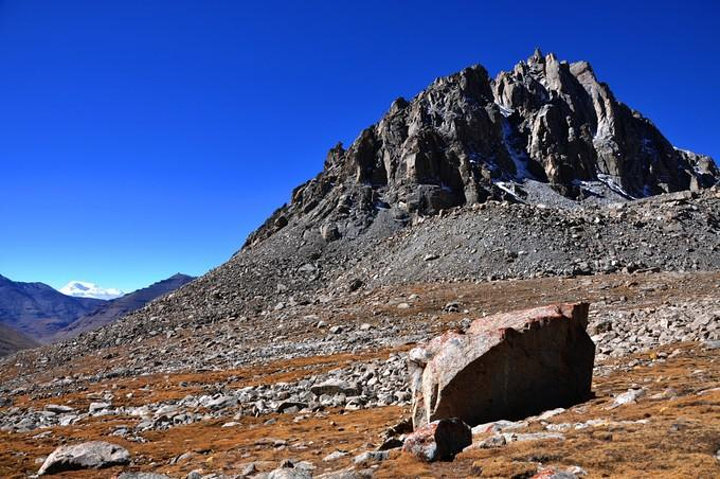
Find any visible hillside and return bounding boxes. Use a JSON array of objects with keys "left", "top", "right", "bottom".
[
  {"left": 26, "top": 51, "right": 717, "bottom": 368},
  {"left": 0, "top": 323, "right": 39, "bottom": 357}
]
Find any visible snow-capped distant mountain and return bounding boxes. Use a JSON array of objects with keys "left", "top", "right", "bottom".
[{"left": 59, "top": 281, "right": 126, "bottom": 300}]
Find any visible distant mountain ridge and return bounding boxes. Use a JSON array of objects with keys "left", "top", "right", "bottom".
[
  {"left": 0, "top": 273, "right": 195, "bottom": 354},
  {"left": 59, "top": 280, "right": 125, "bottom": 300},
  {"left": 53, "top": 273, "right": 195, "bottom": 340},
  {"left": 0, "top": 274, "right": 103, "bottom": 342}
]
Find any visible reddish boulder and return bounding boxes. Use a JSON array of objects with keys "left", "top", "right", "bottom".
[
  {"left": 409, "top": 303, "right": 594, "bottom": 429},
  {"left": 402, "top": 418, "right": 472, "bottom": 462}
]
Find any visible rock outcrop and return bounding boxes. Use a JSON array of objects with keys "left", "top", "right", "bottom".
[
  {"left": 37, "top": 441, "right": 130, "bottom": 475},
  {"left": 246, "top": 49, "right": 718, "bottom": 249},
  {"left": 409, "top": 303, "right": 595, "bottom": 429}
]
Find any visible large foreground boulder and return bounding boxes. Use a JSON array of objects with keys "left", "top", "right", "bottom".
[
  {"left": 38, "top": 441, "right": 130, "bottom": 475},
  {"left": 409, "top": 303, "right": 594, "bottom": 429}
]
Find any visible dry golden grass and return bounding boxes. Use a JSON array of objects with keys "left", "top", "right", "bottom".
[
  {"left": 1, "top": 344, "right": 717, "bottom": 478},
  {"left": 1, "top": 272, "right": 718, "bottom": 478}
]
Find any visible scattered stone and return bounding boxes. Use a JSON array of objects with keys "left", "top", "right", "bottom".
[
  {"left": 38, "top": 441, "right": 130, "bottom": 475},
  {"left": 443, "top": 302, "right": 460, "bottom": 313},
  {"left": 402, "top": 418, "right": 472, "bottom": 462},
  {"left": 566, "top": 466, "right": 588, "bottom": 476},
  {"left": 276, "top": 402, "right": 308, "bottom": 414},
  {"left": 316, "top": 468, "right": 374, "bottom": 479},
  {"left": 532, "top": 468, "right": 579, "bottom": 479},
  {"left": 474, "top": 434, "right": 507, "bottom": 449},
  {"left": 240, "top": 462, "right": 258, "bottom": 477},
  {"left": 353, "top": 450, "right": 389, "bottom": 465},
  {"left": 472, "top": 419, "right": 528, "bottom": 435},
  {"left": 268, "top": 461, "right": 313, "bottom": 479},
  {"left": 610, "top": 388, "right": 645, "bottom": 408},
  {"left": 44, "top": 404, "right": 74, "bottom": 414},
  {"left": 503, "top": 431, "right": 566, "bottom": 443},
  {"left": 377, "top": 437, "right": 404, "bottom": 451},
  {"left": 88, "top": 401, "right": 111, "bottom": 414},
  {"left": 323, "top": 450, "right": 348, "bottom": 462},
  {"left": 311, "top": 379, "right": 356, "bottom": 397},
  {"left": 321, "top": 223, "right": 341, "bottom": 242},
  {"left": 118, "top": 473, "right": 172, "bottom": 479}
]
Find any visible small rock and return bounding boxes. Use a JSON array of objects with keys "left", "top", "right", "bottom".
[
  {"left": 311, "top": 379, "right": 356, "bottom": 397},
  {"left": 353, "top": 450, "right": 389, "bottom": 465},
  {"left": 323, "top": 450, "right": 348, "bottom": 462},
  {"left": 402, "top": 418, "right": 472, "bottom": 462},
  {"left": 240, "top": 462, "right": 257, "bottom": 477},
  {"left": 118, "top": 473, "right": 172, "bottom": 479},
  {"left": 377, "top": 438, "right": 404, "bottom": 451},
  {"left": 44, "top": 404, "right": 74, "bottom": 414},
  {"left": 88, "top": 402, "right": 111, "bottom": 414},
  {"left": 531, "top": 467, "right": 579, "bottom": 478},
  {"left": 443, "top": 301, "right": 460, "bottom": 313},
  {"left": 38, "top": 441, "right": 130, "bottom": 475},
  {"left": 268, "top": 463, "right": 313, "bottom": 479},
  {"left": 538, "top": 408, "right": 566, "bottom": 421},
  {"left": 473, "top": 434, "right": 507, "bottom": 449},
  {"left": 611, "top": 388, "right": 644, "bottom": 407}
]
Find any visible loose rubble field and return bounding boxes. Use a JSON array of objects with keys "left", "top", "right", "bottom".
[{"left": 1, "top": 271, "right": 718, "bottom": 478}]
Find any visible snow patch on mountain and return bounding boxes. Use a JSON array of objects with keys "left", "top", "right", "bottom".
[{"left": 59, "top": 281, "right": 125, "bottom": 300}]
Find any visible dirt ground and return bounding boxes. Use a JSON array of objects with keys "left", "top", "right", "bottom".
[{"left": 1, "top": 272, "right": 718, "bottom": 478}]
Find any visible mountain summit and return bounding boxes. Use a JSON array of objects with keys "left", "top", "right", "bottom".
[
  {"left": 246, "top": 49, "right": 717, "bottom": 247},
  {"left": 59, "top": 281, "right": 125, "bottom": 300}
]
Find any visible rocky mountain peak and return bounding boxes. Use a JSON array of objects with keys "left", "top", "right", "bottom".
[{"left": 245, "top": 51, "right": 717, "bottom": 249}]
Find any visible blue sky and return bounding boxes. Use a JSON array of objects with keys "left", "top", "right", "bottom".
[{"left": 1, "top": 1, "right": 718, "bottom": 292}]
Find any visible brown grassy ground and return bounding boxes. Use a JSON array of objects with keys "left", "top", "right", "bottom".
[
  {"left": 1, "top": 272, "right": 718, "bottom": 478},
  {"left": 0, "top": 343, "right": 717, "bottom": 478}
]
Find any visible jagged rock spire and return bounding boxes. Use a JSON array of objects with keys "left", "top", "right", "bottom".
[{"left": 244, "top": 51, "right": 718, "bottom": 248}]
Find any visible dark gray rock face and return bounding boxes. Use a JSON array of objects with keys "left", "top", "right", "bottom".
[
  {"left": 409, "top": 303, "right": 594, "bottom": 429},
  {"left": 246, "top": 49, "right": 717, "bottom": 249},
  {"left": 37, "top": 441, "right": 130, "bottom": 475}
]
